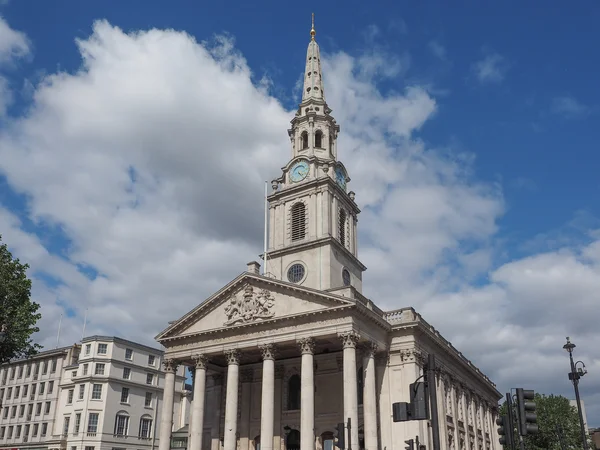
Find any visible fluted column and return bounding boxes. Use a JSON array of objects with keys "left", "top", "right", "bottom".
[
  {"left": 298, "top": 337, "right": 315, "bottom": 450},
  {"left": 223, "top": 350, "right": 241, "bottom": 450},
  {"left": 260, "top": 344, "right": 276, "bottom": 450},
  {"left": 189, "top": 355, "right": 208, "bottom": 450},
  {"left": 362, "top": 343, "right": 378, "bottom": 450},
  {"left": 158, "top": 359, "right": 179, "bottom": 450},
  {"left": 340, "top": 332, "right": 359, "bottom": 450}
]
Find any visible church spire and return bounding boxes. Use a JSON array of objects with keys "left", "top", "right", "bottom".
[{"left": 302, "top": 13, "right": 325, "bottom": 103}]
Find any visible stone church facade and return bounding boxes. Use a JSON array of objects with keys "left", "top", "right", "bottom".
[{"left": 155, "top": 18, "right": 502, "bottom": 450}]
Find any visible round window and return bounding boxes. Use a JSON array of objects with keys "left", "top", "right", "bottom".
[
  {"left": 287, "top": 264, "right": 306, "bottom": 283},
  {"left": 342, "top": 269, "right": 351, "bottom": 286}
]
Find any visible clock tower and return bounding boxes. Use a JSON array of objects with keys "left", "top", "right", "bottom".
[{"left": 265, "top": 15, "right": 366, "bottom": 293}]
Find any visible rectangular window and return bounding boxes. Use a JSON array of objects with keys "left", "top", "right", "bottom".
[
  {"left": 85, "top": 446, "right": 95, "bottom": 450},
  {"left": 15, "top": 425, "right": 21, "bottom": 438},
  {"left": 19, "top": 404, "right": 24, "bottom": 417},
  {"left": 95, "top": 364, "right": 105, "bottom": 375},
  {"left": 144, "top": 392, "right": 152, "bottom": 407},
  {"left": 120, "top": 387, "right": 129, "bottom": 403},
  {"left": 33, "top": 364, "right": 39, "bottom": 379},
  {"left": 63, "top": 416, "right": 70, "bottom": 436},
  {"left": 0, "top": 427, "right": 4, "bottom": 439},
  {"left": 146, "top": 373, "right": 153, "bottom": 385},
  {"left": 51, "top": 359, "right": 57, "bottom": 373},
  {"left": 24, "top": 424, "right": 30, "bottom": 439},
  {"left": 97, "top": 343, "right": 108, "bottom": 355},
  {"left": 36, "top": 403, "right": 42, "bottom": 416},
  {"left": 26, "top": 364, "right": 31, "bottom": 377},
  {"left": 67, "top": 389, "right": 74, "bottom": 404},
  {"left": 0, "top": 388, "right": 3, "bottom": 400},
  {"left": 85, "top": 344, "right": 91, "bottom": 355},
  {"left": 32, "top": 423, "right": 39, "bottom": 437},
  {"left": 75, "top": 413, "right": 81, "bottom": 433},
  {"left": 114, "top": 414, "right": 129, "bottom": 436},
  {"left": 17, "top": 366, "right": 23, "bottom": 379},
  {"left": 48, "top": 381, "right": 54, "bottom": 394},
  {"left": 83, "top": 364, "right": 89, "bottom": 376},
  {"left": 41, "top": 423, "right": 48, "bottom": 437},
  {"left": 72, "top": 371, "right": 77, "bottom": 379},
  {"left": 44, "top": 401, "right": 50, "bottom": 414},
  {"left": 39, "top": 382, "right": 45, "bottom": 395},
  {"left": 87, "top": 413, "right": 99, "bottom": 433},
  {"left": 122, "top": 368, "right": 131, "bottom": 380},
  {"left": 28, "top": 403, "right": 33, "bottom": 416},
  {"left": 91, "top": 384, "right": 102, "bottom": 400},
  {"left": 2, "top": 407, "right": 8, "bottom": 419},
  {"left": 148, "top": 355, "right": 155, "bottom": 366},
  {"left": 30, "top": 383, "right": 36, "bottom": 397},
  {"left": 42, "top": 361, "right": 48, "bottom": 375},
  {"left": 22, "top": 384, "right": 28, "bottom": 397},
  {"left": 6, "top": 387, "right": 11, "bottom": 399},
  {"left": 14, "top": 386, "right": 20, "bottom": 398},
  {"left": 79, "top": 384, "right": 85, "bottom": 400},
  {"left": 9, "top": 367, "right": 14, "bottom": 379},
  {"left": 125, "top": 348, "right": 133, "bottom": 360},
  {"left": 11, "top": 405, "right": 16, "bottom": 418},
  {"left": 7, "top": 426, "right": 13, "bottom": 439}
]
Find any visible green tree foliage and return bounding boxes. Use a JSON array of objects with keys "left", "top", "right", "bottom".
[
  {"left": 499, "top": 393, "right": 583, "bottom": 450},
  {"left": 0, "top": 235, "right": 42, "bottom": 363}
]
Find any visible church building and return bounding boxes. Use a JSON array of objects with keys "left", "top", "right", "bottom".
[{"left": 155, "top": 18, "right": 502, "bottom": 450}]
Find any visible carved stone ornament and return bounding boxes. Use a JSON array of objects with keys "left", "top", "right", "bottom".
[
  {"left": 193, "top": 354, "right": 208, "bottom": 370},
  {"left": 224, "top": 349, "right": 241, "bottom": 365},
  {"left": 162, "top": 358, "right": 179, "bottom": 373},
  {"left": 259, "top": 343, "right": 276, "bottom": 360},
  {"left": 339, "top": 331, "right": 360, "bottom": 349},
  {"left": 224, "top": 285, "right": 275, "bottom": 326},
  {"left": 298, "top": 337, "right": 315, "bottom": 355}
]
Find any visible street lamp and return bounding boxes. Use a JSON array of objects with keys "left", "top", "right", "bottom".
[{"left": 563, "top": 337, "right": 589, "bottom": 450}]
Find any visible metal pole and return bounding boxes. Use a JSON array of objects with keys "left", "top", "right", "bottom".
[
  {"left": 427, "top": 354, "right": 441, "bottom": 450},
  {"left": 347, "top": 417, "right": 352, "bottom": 450},
  {"left": 570, "top": 351, "right": 589, "bottom": 450},
  {"left": 506, "top": 393, "right": 518, "bottom": 450}
]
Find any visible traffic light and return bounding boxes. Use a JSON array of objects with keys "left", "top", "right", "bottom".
[
  {"left": 496, "top": 415, "right": 514, "bottom": 447},
  {"left": 334, "top": 422, "right": 345, "bottom": 449},
  {"left": 409, "top": 382, "right": 429, "bottom": 420},
  {"left": 516, "top": 388, "right": 539, "bottom": 436},
  {"left": 392, "top": 402, "right": 410, "bottom": 422},
  {"left": 404, "top": 439, "right": 414, "bottom": 450}
]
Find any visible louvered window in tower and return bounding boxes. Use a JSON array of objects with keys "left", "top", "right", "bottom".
[
  {"left": 338, "top": 209, "right": 347, "bottom": 247},
  {"left": 314, "top": 130, "right": 322, "bottom": 148},
  {"left": 291, "top": 203, "right": 306, "bottom": 241},
  {"left": 301, "top": 131, "right": 309, "bottom": 150}
]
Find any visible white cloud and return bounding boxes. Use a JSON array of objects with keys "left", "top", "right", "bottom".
[
  {"left": 472, "top": 52, "right": 509, "bottom": 84},
  {"left": 428, "top": 40, "right": 447, "bottom": 61},
  {"left": 0, "top": 16, "right": 30, "bottom": 116},
  {"left": 0, "top": 18, "right": 599, "bottom": 425},
  {"left": 551, "top": 95, "right": 591, "bottom": 119}
]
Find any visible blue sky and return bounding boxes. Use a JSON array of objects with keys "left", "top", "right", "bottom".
[{"left": 1, "top": 0, "right": 599, "bottom": 425}]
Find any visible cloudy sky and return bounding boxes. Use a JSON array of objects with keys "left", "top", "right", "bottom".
[{"left": 1, "top": 0, "right": 599, "bottom": 425}]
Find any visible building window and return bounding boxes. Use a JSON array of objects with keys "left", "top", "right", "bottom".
[
  {"left": 15, "top": 425, "right": 21, "bottom": 438},
  {"left": 114, "top": 412, "right": 129, "bottom": 436},
  {"left": 139, "top": 417, "right": 152, "bottom": 439},
  {"left": 97, "top": 344, "right": 108, "bottom": 355},
  {"left": 24, "top": 424, "right": 30, "bottom": 439},
  {"left": 85, "top": 344, "right": 91, "bottom": 356},
  {"left": 51, "top": 359, "right": 57, "bottom": 373},
  {"left": 42, "top": 361, "right": 48, "bottom": 375},
  {"left": 287, "top": 374, "right": 301, "bottom": 410},
  {"left": 122, "top": 368, "right": 131, "bottom": 380},
  {"left": 19, "top": 404, "right": 24, "bottom": 417},
  {"left": 48, "top": 381, "right": 54, "bottom": 394},
  {"left": 83, "top": 364, "right": 89, "bottom": 376},
  {"left": 144, "top": 392, "right": 152, "bottom": 407},
  {"left": 287, "top": 263, "right": 305, "bottom": 284},
  {"left": 91, "top": 384, "right": 102, "bottom": 400},
  {"left": 41, "top": 423, "right": 48, "bottom": 437},
  {"left": 32, "top": 423, "right": 39, "bottom": 437},
  {"left": 11, "top": 405, "right": 16, "bottom": 418},
  {"left": 7, "top": 426, "right": 12, "bottom": 439},
  {"left": 14, "top": 386, "right": 19, "bottom": 398},
  {"left": 95, "top": 364, "right": 105, "bottom": 375},
  {"left": 67, "top": 389, "right": 74, "bottom": 404},
  {"left": 314, "top": 130, "right": 323, "bottom": 148},
  {"left": 2, "top": 407, "right": 8, "bottom": 419},
  {"left": 85, "top": 447, "right": 95, "bottom": 450},
  {"left": 148, "top": 355, "right": 155, "bottom": 366},
  {"left": 36, "top": 403, "right": 42, "bottom": 415},
  {"left": 17, "top": 366, "right": 23, "bottom": 378},
  {"left": 6, "top": 387, "right": 11, "bottom": 399},
  {"left": 26, "top": 364, "right": 31, "bottom": 377},
  {"left": 63, "top": 416, "right": 70, "bottom": 436},
  {"left": 146, "top": 373, "right": 153, "bottom": 385},
  {"left": 0, "top": 427, "right": 4, "bottom": 439},
  {"left": 39, "top": 382, "right": 45, "bottom": 394},
  {"left": 87, "top": 413, "right": 99, "bottom": 433},
  {"left": 71, "top": 370, "right": 77, "bottom": 379},
  {"left": 338, "top": 209, "right": 347, "bottom": 247},
  {"left": 75, "top": 413, "right": 81, "bottom": 433},
  {"left": 22, "top": 384, "right": 28, "bottom": 397},
  {"left": 44, "top": 401, "right": 50, "bottom": 414},
  {"left": 0, "top": 388, "right": 3, "bottom": 400},
  {"left": 301, "top": 131, "right": 308, "bottom": 149},
  {"left": 125, "top": 349, "right": 133, "bottom": 361},
  {"left": 290, "top": 202, "right": 306, "bottom": 241},
  {"left": 79, "top": 384, "right": 85, "bottom": 400},
  {"left": 342, "top": 269, "right": 351, "bottom": 287},
  {"left": 9, "top": 368, "right": 14, "bottom": 379},
  {"left": 30, "top": 383, "right": 36, "bottom": 397},
  {"left": 120, "top": 387, "right": 129, "bottom": 404}
]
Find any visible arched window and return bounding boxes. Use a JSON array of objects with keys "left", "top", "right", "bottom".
[
  {"left": 338, "top": 209, "right": 347, "bottom": 247},
  {"left": 291, "top": 203, "right": 306, "bottom": 241},
  {"left": 114, "top": 411, "right": 129, "bottom": 436},
  {"left": 287, "top": 374, "right": 301, "bottom": 410},
  {"left": 138, "top": 414, "right": 153, "bottom": 439},
  {"left": 301, "top": 131, "right": 309, "bottom": 149},
  {"left": 357, "top": 366, "right": 364, "bottom": 405},
  {"left": 315, "top": 130, "right": 323, "bottom": 148}
]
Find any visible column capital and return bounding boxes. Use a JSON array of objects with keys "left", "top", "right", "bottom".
[
  {"left": 339, "top": 331, "right": 360, "bottom": 349},
  {"left": 224, "top": 349, "right": 241, "bottom": 365},
  {"left": 192, "top": 354, "right": 208, "bottom": 370},
  {"left": 297, "top": 337, "right": 315, "bottom": 355},
  {"left": 259, "top": 343, "right": 276, "bottom": 360},
  {"left": 360, "top": 341, "right": 378, "bottom": 358},
  {"left": 162, "top": 358, "right": 179, "bottom": 373}
]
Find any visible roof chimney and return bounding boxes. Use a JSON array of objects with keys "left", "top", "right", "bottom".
[{"left": 247, "top": 261, "right": 261, "bottom": 274}]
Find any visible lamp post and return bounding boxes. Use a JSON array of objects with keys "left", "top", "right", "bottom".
[{"left": 563, "top": 337, "right": 589, "bottom": 450}]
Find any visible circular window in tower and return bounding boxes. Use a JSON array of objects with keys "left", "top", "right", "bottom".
[
  {"left": 342, "top": 268, "right": 351, "bottom": 287},
  {"left": 287, "top": 263, "right": 306, "bottom": 284}
]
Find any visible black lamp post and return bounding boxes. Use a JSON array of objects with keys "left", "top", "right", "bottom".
[{"left": 563, "top": 337, "right": 589, "bottom": 450}]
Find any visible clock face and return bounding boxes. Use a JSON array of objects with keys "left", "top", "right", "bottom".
[
  {"left": 335, "top": 167, "right": 347, "bottom": 191},
  {"left": 290, "top": 161, "right": 309, "bottom": 182}
]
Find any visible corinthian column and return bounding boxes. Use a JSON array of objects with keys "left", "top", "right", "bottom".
[
  {"left": 259, "top": 344, "right": 276, "bottom": 450},
  {"left": 223, "top": 349, "right": 241, "bottom": 450},
  {"left": 158, "top": 358, "right": 179, "bottom": 450},
  {"left": 189, "top": 355, "right": 208, "bottom": 450},
  {"left": 298, "top": 337, "right": 315, "bottom": 450},
  {"left": 340, "top": 332, "right": 359, "bottom": 450},
  {"left": 362, "top": 343, "right": 378, "bottom": 450}
]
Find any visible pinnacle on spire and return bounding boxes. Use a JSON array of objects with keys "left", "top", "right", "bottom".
[
  {"left": 302, "top": 13, "right": 325, "bottom": 103},
  {"left": 310, "top": 13, "right": 316, "bottom": 40}
]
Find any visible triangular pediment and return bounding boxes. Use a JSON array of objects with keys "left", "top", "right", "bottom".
[{"left": 156, "top": 273, "right": 355, "bottom": 341}]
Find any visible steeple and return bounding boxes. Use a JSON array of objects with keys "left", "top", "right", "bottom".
[{"left": 302, "top": 13, "right": 325, "bottom": 103}]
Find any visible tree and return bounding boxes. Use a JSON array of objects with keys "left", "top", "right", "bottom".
[
  {"left": 0, "top": 234, "right": 42, "bottom": 363},
  {"left": 500, "top": 393, "right": 583, "bottom": 450}
]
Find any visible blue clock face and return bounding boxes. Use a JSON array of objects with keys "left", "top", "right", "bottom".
[
  {"left": 335, "top": 167, "right": 346, "bottom": 191},
  {"left": 290, "top": 161, "right": 309, "bottom": 182}
]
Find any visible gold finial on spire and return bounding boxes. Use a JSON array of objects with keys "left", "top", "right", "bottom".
[{"left": 310, "top": 13, "right": 316, "bottom": 40}]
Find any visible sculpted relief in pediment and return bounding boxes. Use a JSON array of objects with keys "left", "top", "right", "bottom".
[{"left": 224, "top": 285, "right": 275, "bottom": 326}]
